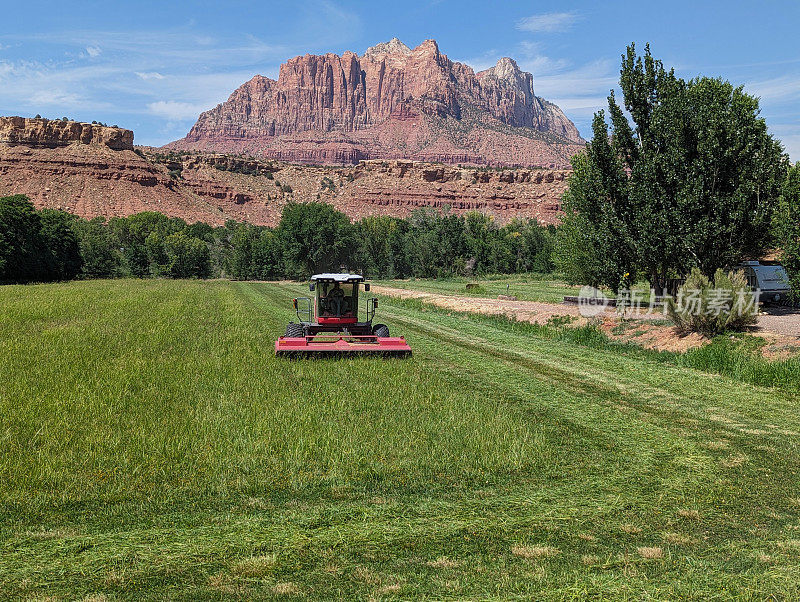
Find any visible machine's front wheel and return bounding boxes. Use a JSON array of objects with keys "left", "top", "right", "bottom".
[
  {"left": 285, "top": 323, "right": 305, "bottom": 338},
  {"left": 372, "top": 323, "right": 390, "bottom": 338}
]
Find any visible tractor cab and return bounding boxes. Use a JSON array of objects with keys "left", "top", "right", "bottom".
[
  {"left": 275, "top": 273, "right": 411, "bottom": 357},
  {"left": 311, "top": 273, "right": 366, "bottom": 325}
]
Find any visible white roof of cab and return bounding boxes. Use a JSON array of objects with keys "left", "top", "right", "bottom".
[{"left": 311, "top": 273, "right": 365, "bottom": 282}]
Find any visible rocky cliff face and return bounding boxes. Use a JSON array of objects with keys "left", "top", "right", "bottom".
[
  {"left": 159, "top": 154, "right": 570, "bottom": 226},
  {"left": 0, "top": 140, "right": 569, "bottom": 227},
  {"left": 0, "top": 116, "right": 134, "bottom": 150},
  {"left": 0, "top": 120, "right": 279, "bottom": 225},
  {"left": 171, "top": 39, "right": 584, "bottom": 168},
  {"left": 332, "top": 160, "right": 569, "bottom": 224}
]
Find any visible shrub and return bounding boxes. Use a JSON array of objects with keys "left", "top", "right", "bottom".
[
  {"left": 667, "top": 267, "right": 758, "bottom": 335},
  {"left": 464, "top": 284, "right": 487, "bottom": 295}
]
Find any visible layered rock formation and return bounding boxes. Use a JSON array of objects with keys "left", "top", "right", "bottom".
[
  {"left": 0, "top": 120, "right": 277, "bottom": 224},
  {"left": 0, "top": 116, "right": 133, "bottom": 150},
  {"left": 0, "top": 116, "right": 569, "bottom": 226},
  {"left": 154, "top": 154, "right": 570, "bottom": 226},
  {"left": 308, "top": 160, "right": 569, "bottom": 224},
  {"left": 170, "top": 39, "right": 584, "bottom": 168}
]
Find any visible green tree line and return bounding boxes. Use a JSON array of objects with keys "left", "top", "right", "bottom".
[{"left": 0, "top": 195, "right": 555, "bottom": 283}]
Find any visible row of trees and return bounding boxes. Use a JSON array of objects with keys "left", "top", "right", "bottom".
[
  {"left": 229, "top": 202, "right": 555, "bottom": 280},
  {"left": 0, "top": 195, "right": 556, "bottom": 284},
  {"left": 554, "top": 43, "right": 793, "bottom": 295}
]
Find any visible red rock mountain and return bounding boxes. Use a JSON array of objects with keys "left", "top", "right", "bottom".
[
  {"left": 1, "top": 117, "right": 570, "bottom": 227},
  {"left": 170, "top": 39, "right": 584, "bottom": 168}
]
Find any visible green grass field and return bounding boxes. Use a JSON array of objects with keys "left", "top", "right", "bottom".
[
  {"left": 372, "top": 274, "right": 582, "bottom": 304},
  {"left": 2, "top": 279, "right": 800, "bottom": 599}
]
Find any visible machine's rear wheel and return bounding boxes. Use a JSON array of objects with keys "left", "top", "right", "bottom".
[
  {"left": 285, "top": 322, "right": 305, "bottom": 338},
  {"left": 372, "top": 323, "right": 390, "bottom": 338}
]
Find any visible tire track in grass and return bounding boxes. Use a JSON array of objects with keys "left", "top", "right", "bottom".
[
  {"left": 238, "top": 281, "right": 800, "bottom": 511},
  {"left": 233, "top": 281, "right": 298, "bottom": 328},
  {"left": 378, "top": 297, "right": 800, "bottom": 479},
  {"left": 382, "top": 301, "right": 800, "bottom": 523},
  {"left": 384, "top": 302, "right": 623, "bottom": 400},
  {"left": 373, "top": 299, "right": 740, "bottom": 509},
  {"left": 250, "top": 283, "right": 660, "bottom": 490}
]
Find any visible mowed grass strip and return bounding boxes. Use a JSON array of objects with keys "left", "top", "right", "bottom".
[{"left": 0, "top": 279, "right": 798, "bottom": 599}]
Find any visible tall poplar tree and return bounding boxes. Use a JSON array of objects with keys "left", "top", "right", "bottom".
[{"left": 556, "top": 44, "right": 787, "bottom": 293}]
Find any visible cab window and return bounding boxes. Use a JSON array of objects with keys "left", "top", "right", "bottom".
[{"left": 319, "top": 282, "right": 355, "bottom": 317}]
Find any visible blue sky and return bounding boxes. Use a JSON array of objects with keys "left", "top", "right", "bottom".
[{"left": 1, "top": 0, "right": 798, "bottom": 159}]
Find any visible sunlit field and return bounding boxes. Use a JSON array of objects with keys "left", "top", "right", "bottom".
[
  {"left": 1, "top": 279, "right": 799, "bottom": 599},
  {"left": 373, "top": 274, "right": 581, "bottom": 304}
]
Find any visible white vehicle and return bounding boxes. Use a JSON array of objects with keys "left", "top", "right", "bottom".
[{"left": 737, "top": 261, "right": 791, "bottom": 303}]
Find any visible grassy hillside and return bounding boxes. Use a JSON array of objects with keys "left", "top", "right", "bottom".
[{"left": 1, "top": 280, "right": 799, "bottom": 599}]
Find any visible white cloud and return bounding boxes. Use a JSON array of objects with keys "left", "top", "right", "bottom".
[
  {"left": 462, "top": 41, "right": 582, "bottom": 78},
  {"left": 0, "top": 30, "right": 279, "bottom": 132},
  {"left": 519, "top": 57, "right": 571, "bottom": 79},
  {"left": 769, "top": 124, "right": 800, "bottom": 162},
  {"left": 547, "top": 96, "right": 609, "bottom": 113},
  {"left": 517, "top": 12, "right": 580, "bottom": 33},
  {"left": 194, "top": 35, "right": 216, "bottom": 47},
  {"left": 460, "top": 49, "right": 500, "bottom": 73},
  {"left": 30, "top": 89, "right": 85, "bottom": 107},
  {"left": 534, "top": 59, "right": 618, "bottom": 97},
  {"left": 16, "top": 29, "right": 286, "bottom": 68},
  {"left": 147, "top": 100, "right": 209, "bottom": 120},
  {"left": 533, "top": 59, "right": 619, "bottom": 139},
  {"left": 0, "top": 3, "right": 366, "bottom": 144},
  {"left": 135, "top": 71, "right": 165, "bottom": 80},
  {"left": 748, "top": 75, "right": 800, "bottom": 102},
  {"left": 0, "top": 59, "right": 117, "bottom": 112}
]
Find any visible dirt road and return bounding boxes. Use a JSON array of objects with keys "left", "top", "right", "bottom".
[
  {"left": 757, "top": 306, "right": 800, "bottom": 337},
  {"left": 372, "top": 285, "right": 607, "bottom": 325}
]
